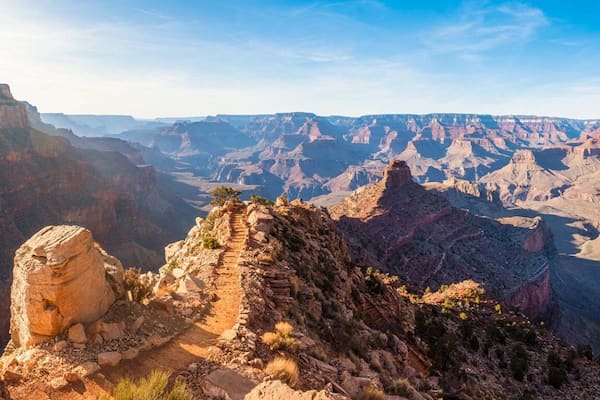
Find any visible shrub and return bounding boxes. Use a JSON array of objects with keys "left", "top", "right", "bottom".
[
  {"left": 387, "top": 378, "right": 420, "bottom": 399},
  {"left": 123, "top": 267, "right": 152, "bottom": 302},
  {"left": 264, "top": 357, "right": 299, "bottom": 387},
  {"left": 202, "top": 236, "right": 220, "bottom": 249},
  {"left": 510, "top": 345, "right": 529, "bottom": 382},
  {"left": 210, "top": 185, "right": 241, "bottom": 206},
  {"left": 548, "top": 366, "right": 568, "bottom": 388},
  {"left": 250, "top": 194, "right": 273, "bottom": 206},
  {"left": 261, "top": 322, "right": 298, "bottom": 351},
  {"left": 275, "top": 321, "right": 294, "bottom": 336},
  {"left": 524, "top": 329, "right": 538, "bottom": 346},
  {"left": 576, "top": 343, "right": 593, "bottom": 360},
  {"left": 355, "top": 387, "right": 385, "bottom": 400},
  {"left": 485, "top": 324, "right": 506, "bottom": 345},
  {"left": 108, "top": 370, "right": 191, "bottom": 400}
]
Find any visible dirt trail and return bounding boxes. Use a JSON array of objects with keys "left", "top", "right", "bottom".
[{"left": 41, "top": 206, "right": 248, "bottom": 400}]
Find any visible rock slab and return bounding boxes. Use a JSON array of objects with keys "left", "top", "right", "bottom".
[{"left": 10, "top": 225, "right": 122, "bottom": 347}]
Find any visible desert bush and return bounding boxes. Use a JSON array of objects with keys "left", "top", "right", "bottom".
[
  {"left": 123, "top": 267, "right": 152, "bottom": 302},
  {"left": 251, "top": 194, "right": 273, "bottom": 206},
  {"left": 355, "top": 387, "right": 385, "bottom": 400},
  {"left": 275, "top": 321, "right": 294, "bottom": 336},
  {"left": 261, "top": 322, "right": 298, "bottom": 351},
  {"left": 387, "top": 378, "right": 420, "bottom": 399},
  {"left": 209, "top": 185, "right": 241, "bottom": 206},
  {"left": 264, "top": 357, "right": 299, "bottom": 387},
  {"left": 510, "top": 344, "right": 529, "bottom": 382},
  {"left": 548, "top": 366, "right": 568, "bottom": 388},
  {"left": 485, "top": 324, "right": 506, "bottom": 345},
  {"left": 202, "top": 236, "right": 220, "bottom": 249},
  {"left": 107, "top": 370, "right": 191, "bottom": 400},
  {"left": 547, "top": 351, "right": 568, "bottom": 388},
  {"left": 576, "top": 343, "right": 594, "bottom": 360}
]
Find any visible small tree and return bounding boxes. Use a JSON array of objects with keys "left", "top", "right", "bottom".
[
  {"left": 250, "top": 194, "right": 273, "bottom": 206},
  {"left": 209, "top": 186, "right": 241, "bottom": 206}
]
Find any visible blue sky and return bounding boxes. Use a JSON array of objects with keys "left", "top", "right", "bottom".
[{"left": 0, "top": 0, "right": 599, "bottom": 118}]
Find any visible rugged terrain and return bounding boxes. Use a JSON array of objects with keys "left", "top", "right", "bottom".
[
  {"left": 0, "top": 85, "right": 196, "bottom": 347},
  {"left": 329, "top": 161, "right": 555, "bottom": 321},
  {"left": 2, "top": 195, "right": 600, "bottom": 399}
]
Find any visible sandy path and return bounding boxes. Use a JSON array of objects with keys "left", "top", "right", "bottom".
[{"left": 24, "top": 206, "right": 248, "bottom": 400}]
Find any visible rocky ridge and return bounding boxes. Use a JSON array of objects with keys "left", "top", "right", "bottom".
[
  {"left": 330, "top": 161, "right": 555, "bottom": 320},
  {"left": 2, "top": 197, "right": 600, "bottom": 399},
  {"left": 0, "top": 84, "right": 196, "bottom": 346}
]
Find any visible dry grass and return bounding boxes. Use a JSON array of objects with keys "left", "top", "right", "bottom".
[
  {"left": 123, "top": 267, "right": 152, "bottom": 302},
  {"left": 275, "top": 321, "right": 294, "bottom": 337},
  {"left": 264, "top": 357, "right": 299, "bottom": 388},
  {"left": 105, "top": 370, "right": 191, "bottom": 400},
  {"left": 261, "top": 321, "right": 298, "bottom": 351},
  {"left": 388, "top": 378, "right": 421, "bottom": 399},
  {"left": 355, "top": 387, "right": 385, "bottom": 400}
]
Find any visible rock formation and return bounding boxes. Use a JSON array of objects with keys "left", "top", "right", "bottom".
[
  {"left": 245, "top": 380, "right": 347, "bottom": 400},
  {"left": 10, "top": 225, "right": 122, "bottom": 347},
  {"left": 330, "top": 160, "right": 554, "bottom": 320},
  {"left": 0, "top": 85, "right": 196, "bottom": 346},
  {"left": 0, "top": 84, "right": 28, "bottom": 129}
]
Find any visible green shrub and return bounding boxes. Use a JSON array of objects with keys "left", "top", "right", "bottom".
[
  {"left": 202, "top": 236, "right": 220, "bottom": 249},
  {"left": 510, "top": 345, "right": 529, "bottom": 382},
  {"left": 108, "top": 370, "right": 191, "bottom": 400},
  {"left": 209, "top": 185, "right": 241, "bottom": 206},
  {"left": 250, "top": 194, "right": 273, "bottom": 206},
  {"left": 485, "top": 324, "right": 506, "bottom": 345},
  {"left": 576, "top": 343, "right": 594, "bottom": 360},
  {"left": 548, "top": 365, "right": 568, "bottom": 388}
]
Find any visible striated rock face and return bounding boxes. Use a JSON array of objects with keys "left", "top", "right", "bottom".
[
  {"left": 244, "top": 380, "right": 348, "bottom": 400},
  {"left": 0, "top": 93, "right": 196, "bottom": 346},
  {"left": 330, "top": 160, "right": 555, "bottom": 320},
  {"left": 507, "top": 268, "right": 552, "bottom": 319},
  {"left": 522, "top": 218, "right": 554, "bottom": 253},
  {"left": 0, "top": 84, "right": 28, "bottom": 129},
  {"left": 10, "top": 225, "right": 121, "bottom": 347},
  {"left": 511, "top": 149, "right": 538, "bottom": 164},
  {"left": 382, "top": 159, "right": 412, "bottom": 188}
]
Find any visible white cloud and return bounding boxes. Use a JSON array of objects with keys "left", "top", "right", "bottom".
[{"left": 425, "top": 1, "right": 548, "bottom": 55}]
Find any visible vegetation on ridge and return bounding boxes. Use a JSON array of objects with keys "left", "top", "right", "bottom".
[
  {"left": 104, "top": 370, "right": 191, "bottom": 400},
  {"left": 209, "top": 185, "right": 241, "bottom": 206}
]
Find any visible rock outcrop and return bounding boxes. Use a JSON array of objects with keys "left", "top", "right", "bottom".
[
  {"left": 10, "top": 225, "right": 122, "bottom": 347},
  {"left": 245, "top": 380, "right": 348, "bottom": 400},
  {"left": 330, "top": 160, "right": 554, "bottom": 320},
  {"left": 0, "top": 85, "right": 196, "bottom": 346},
  {"left": 0, "top": 84, "right": 28, "bottom": 129}
]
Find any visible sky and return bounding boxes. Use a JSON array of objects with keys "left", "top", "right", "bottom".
[{"left": 0, "top": 0, "right": 599, "bottom": 119}]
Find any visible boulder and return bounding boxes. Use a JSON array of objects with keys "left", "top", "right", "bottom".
[
  {"left": 98, "top": 352, "right": 122, "bottom": 367},
  {"left": 67, "top": 323, "right": 87, "bottom": 344},
  {"left": 244, "top": 380, "right": 349, "bottom": 400},
  {"left": 71, "top": 361, "right": 100, "bottom": 378},
  {"left": 129, "top": 316, "right": 145, "bottom": 333},
  {"left": 202, "top": 368, "right": 257, "bottom": 400},
  {"left": 10, "top": 225, "right": 122, "bottom": 347},
  {"left": 53, "top": 340, "right": 68, "bottom": 352},
  {"left": 177, "top": 274, "right": 205, "bottom": 295},
  {"left": 121, "top": 347, "right": 139, "bottom": 360}
]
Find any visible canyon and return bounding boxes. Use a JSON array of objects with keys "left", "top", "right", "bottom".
[
  {"left": 0, "top": 85, "right": 196, "bottom": 346},
  {"left": 35, "top": 104, "right": 600, "bottom": 353}
]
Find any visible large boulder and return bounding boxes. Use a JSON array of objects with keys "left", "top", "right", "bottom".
[
  {"left": 10, "top": 225, "right": 122, "bottom": 347},
  {"left": 244, "top": 380, "right": 349, "bottom": 400}
]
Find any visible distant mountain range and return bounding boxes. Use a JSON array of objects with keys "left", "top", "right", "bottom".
[{"left": 24, "top": 94, "right": 600, "bottom": 352}]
